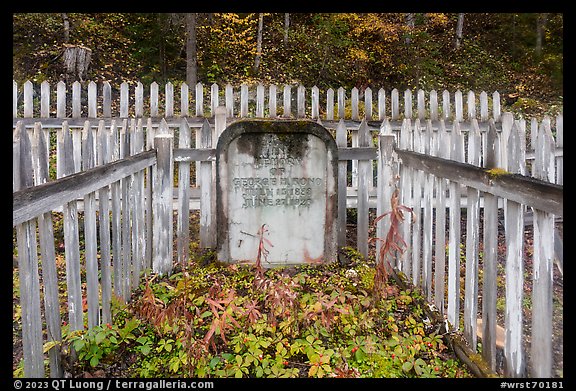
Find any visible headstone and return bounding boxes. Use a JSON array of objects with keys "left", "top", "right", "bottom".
[{"left": 216, "top": 120, "right": 338, "bottom": 266}]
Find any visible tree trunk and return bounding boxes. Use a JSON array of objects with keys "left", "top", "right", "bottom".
[
  {"left": 157, "top": 14, "right": 167, "bottom": 79},
  {"left": 62, "top": 13, "right": 70, "bottom": 43},
  {"left": 284, "top": 13, "right": 290, "bottom": 46},
  {"left": 405, "top": 13, "right": 415, "bottom": 45},
  {"left": 186, "top": 13, "right": 198, "bottom": 87},
  {"left": 254, "top": 13, "right": 264, "bottom": 75},
  {"left": 536, "top": 13, "right": 548, "bottom": 58},
  {"left": 455, "top": 13, "right": 465, "bottom": 49}
]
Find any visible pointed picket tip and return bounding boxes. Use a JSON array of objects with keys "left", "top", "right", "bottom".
[
  {"left": 335, "top": 118, "right": 347, "bottom": 146},
  {"left": 379, "top": 118, "right": 393, "bottom": 135}
]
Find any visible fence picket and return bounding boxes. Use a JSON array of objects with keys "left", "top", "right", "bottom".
[
  {"left": 210, "top": 83, "right": 219, "bottom": 117},
  {"left": 283, "top": 85, "right": 291, "bottom": 118},
  {"left": 417, "top": 89, "right": 425, "bottom": 120},
  {"left": 404, "top": 89, "right": 412, "bottom": 119},
  {"left": 482, "top": 119, "right": 499, "bottom": 370},
  {"left": 13, "top": 80, "right": 18, "bottom": 118},
  {"left": 110, "top": 120, "right": 123, "bottom": 297},
  {"left": 399, "top": 119, "right": 413, "bottom": 275},
  {"left": 62, "top": 120, "right": 84, "bottom": 333},
  {"left": 377, "top": 88, "right": 385, "bottom": 121},
  {"left": 33, "top": 123, "right": 63, "bottom": 377},
  {"left": 72, "top": 81, "right": 81, "bottom": 118},
  {"left": 410, "top": 119, "right": 423, "bottom": 286},
  {"left": 351, "top": 87, "right": 359, "bottom": 120},
  {"left": 256, "top": 83, "right": 265, "bottom": 117},
  {"left": 132, "top": 119, "right": 146, "bottom": 288},
  {"left": 365, "top": 87, "right": 372, "bottom": 121},
  {"left": 152, "top": 121, "right": 174, "bottom": 275},
  {"left": 225, "top": 84, "right": 234, "bottom": 118},
  {"left": 165, "top": 82, "right": 174, "bottom": 117},
  {"left": 467, "top": 91, "right": 476, "bottom": 120},
  {"left": 463, "top": 118, "right": 482, "bottom": 348},
  {"left": 135, "top": 82, "right": 144, "bottom": 118},
  {"left": 97, "top": 120, "right": 113, "bottom": 324},
  {"left": 326, "top": 88, "right": 334, "bottom": 121},
  {"left": 180, "top": 82, "right": 189, "bottom": 117},
  {"left": 144, "top": 118, "right": 154, "bottom": 271},
  {"left": 41, "top": 81, "right": 50, "bottom": 118},
  {"left": 177, "top": 118, "right": 191, "bottom": 266},
  {"left": 337, "top": 87, "right": 345, "bottom": 119},
  {"left": 81, "top": 120, "right": 100, "bottom": 328},
  {"left": 493, "top": 91, "right": 501, "bottom": 122},
  {"left": 336, "top": 119, "right": 348, "bottom": 249},
  {"left": 429, "top": 90, "right": 438, "bottom": 121},
  {"left": 103, "top": 81, "right": 112, "bottom": 118},
  {"left": 240, "top": 84, "right": 249, "bottom": 118},
  {"left": 421, "top": 120, "right": 434, "bottom": 299},
  {"left": 480, "top": 91, "right": 488, "bottom": 121},
  {"left": 297, "top": 85, "right": 306, "bottom": 118},
  {"left": 356, "top": 120, "right": 371, "bottom": 258},
  {"left": 503, "top": 120, "right": 526, "bottom": 377},
  {"left": 447, "top": 121, "right": 464, "bottom": 330},
  {"left": 555, "top": 113, "right": 563, "bottom": 185},
  {"left": 88, "top": 81, "right": 97, "bottom": 117},
  {"left": 442, "top": 90, "right": 451, "bottom": 120},
  {"left": 433, "top": 119, "right": 449, "bottom": 314},
  {"left": 24, "top": 80, "right": 33, "bottom": 118},
  {"left": 269, "top": 84, "right": 277, "bottom": 118},
  {"left": 454, "top": 90, "right": 463, "bottom": 122},
  {"left": 120, "top": 120, "right": 132, "bottom": 300},
  {"left": 15, "top": 123, "right": 45, "bottom": 377},
  {"left": 530, "top": 120, "right": 555, "bottom": 377}
]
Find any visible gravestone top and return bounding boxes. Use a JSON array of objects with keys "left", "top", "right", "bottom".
[{"left": 216, "top": 119, "right": 338, "bottom": 266}]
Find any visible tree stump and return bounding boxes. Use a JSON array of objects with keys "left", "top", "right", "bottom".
[{"left": 63, "top": 44, "right": 92, "bottom": 82}]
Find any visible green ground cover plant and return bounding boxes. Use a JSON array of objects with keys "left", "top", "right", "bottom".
[{"left": 43, "top": 250, "right": 472, "bottom": 378}]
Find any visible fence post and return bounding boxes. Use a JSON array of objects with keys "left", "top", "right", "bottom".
[
  {"left": 376, "top": 122, "right": 396, "bottom": 273},
  {"left": 199, "top": 119, "right": 215, "bottom": 248},
  {"left": 336, "top": 119, "right": 348, "bottom": 249},
  {"left": 152, "top": 131, "right": 174, "bottom": 275}
]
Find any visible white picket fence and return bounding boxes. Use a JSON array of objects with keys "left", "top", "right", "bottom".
[{"left": 13, "top": 80, "right": 504, "bottom": 122}]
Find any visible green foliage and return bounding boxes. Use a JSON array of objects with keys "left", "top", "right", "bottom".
[
  {"left": 41, "top": 257, "right": 473, "bottom": 378},
  {"left": 12, "top": 13, "right": 563, "bottom": 115},
  {"left": 45, "top": 317, "right": 140, "bottom": 370}
]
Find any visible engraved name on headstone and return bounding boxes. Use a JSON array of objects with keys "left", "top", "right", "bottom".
[{"left": 216, "top": 120, "right": 338, "bottom": 266}]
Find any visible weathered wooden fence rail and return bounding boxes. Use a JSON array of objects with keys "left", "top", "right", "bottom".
[{"left": 13, "top": 104, "right": 562, "bottom": 378}]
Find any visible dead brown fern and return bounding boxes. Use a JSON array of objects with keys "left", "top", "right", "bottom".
[
  {"left": 369, "top": 187, "right": 414, "bottom": 299},
  {"left": 255, "top": 223, "right": 273, "bottom": 276},
  {"left": 203, "top": 282, "right": 241, "bottom": 352}
]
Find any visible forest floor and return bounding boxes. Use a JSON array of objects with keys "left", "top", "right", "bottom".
[{"left": 12, "top": 207, "right": 563, "bottom": 378}]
